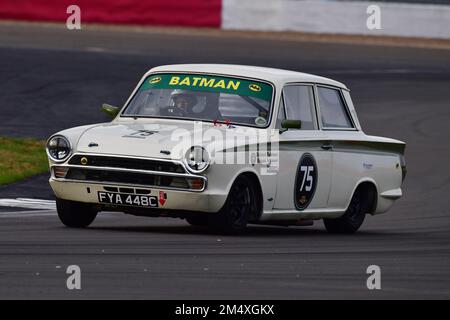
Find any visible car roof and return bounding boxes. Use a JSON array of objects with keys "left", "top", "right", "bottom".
[{"left": 148, "top": 64, "right": 348, "bottom": 89}]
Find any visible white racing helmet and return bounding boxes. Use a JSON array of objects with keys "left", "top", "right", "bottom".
[{"left": 170, "top": 89, "right": 198, "bottom": 107}]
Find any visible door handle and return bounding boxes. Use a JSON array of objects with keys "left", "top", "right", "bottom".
[{"left": 321, "top": 143, "right": 333, "bottom": 150}]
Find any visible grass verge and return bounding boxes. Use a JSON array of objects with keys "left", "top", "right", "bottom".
[{"left": 0, "top": 136, "right": 48, "bottom": 185}]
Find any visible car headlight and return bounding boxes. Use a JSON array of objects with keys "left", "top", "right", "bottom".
[
  {"left": 184, "top": 146, "right": 210, "bottom": 174},
  {"left": 46, "top": 135, "right": 72, "bottom": 162}
]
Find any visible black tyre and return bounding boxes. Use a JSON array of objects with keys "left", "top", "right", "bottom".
[
  {"left": 323, "top": 187, "right": 369, "bottom": 234},
  {"left": 211, "top": 175, "right": 258, "bottom": 234},
  {"left": 56, "top": 198, "right": 98, "bottom": 228},
  {"left": 186, "top": 215, "right": 209, "bottom": 227}
]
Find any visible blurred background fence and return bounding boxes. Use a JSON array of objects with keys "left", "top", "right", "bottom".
[{"left": 0, "top": 0, "right": 449, "bottom": 39}]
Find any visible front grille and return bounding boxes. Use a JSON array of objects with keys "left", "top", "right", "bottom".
[
  {"left": 64, "top": 168, "right": 204, "bottom": 190},
  {"left": 69, "top": 155, "right": 185, "bottom": 173}
]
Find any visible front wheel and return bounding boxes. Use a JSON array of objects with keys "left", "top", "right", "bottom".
[
  {"left": 56, "top": 198, "right": 98, "bottom": 228},
  {"left": 323, "top": 188, "right": 368, "bottom": 234},
  {"left": 211, "top": 175, "right": 258, "bottom": 234}
]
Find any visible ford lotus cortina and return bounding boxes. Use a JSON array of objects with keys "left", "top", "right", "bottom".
[{"left": 46, "top": 64, "right": 406, "bottom": 233}]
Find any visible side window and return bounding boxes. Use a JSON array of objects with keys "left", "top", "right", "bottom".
[
  {"left": 317, "top": 86, "right": 354, "bottom": 129},
  {"left": 283, "top": 85, "right": 315, "bottom": 130},
  {"left": 275, "top": 94, "right": 286, "bottom": 128}
]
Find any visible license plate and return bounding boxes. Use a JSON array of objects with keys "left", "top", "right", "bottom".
[{"left": 98, "top": 191, "right": 158, "bottom": 208}]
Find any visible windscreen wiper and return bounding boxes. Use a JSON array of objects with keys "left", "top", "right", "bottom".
[{"left": 239, "top": 95, "right": 267, "bottom": 113}]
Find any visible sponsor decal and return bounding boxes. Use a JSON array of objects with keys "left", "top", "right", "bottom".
[
  {"left": 294, "top": 153, "right": 317, "bottom": 210},
  {"left": 139, "top": 73, "right": 273, "bottom": 101},
  {"left": 159, "top": 191, "right": 167, "bottom": 206},
  {"left": 169, "top": 76, "right": 240, "bottom": 90},
  {"left": 122, "top": 129, "right": 158, "bottom": 139},
  {"left": 149, "top": 76, "right": 162, "bottom": 84},
  {"left": 254, "top": 116, "right": 267, "bottom": 126},
  {"left": 363, "top": 162, "right": 373, "bottom": 169}
]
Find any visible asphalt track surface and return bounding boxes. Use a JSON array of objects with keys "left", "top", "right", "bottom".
[{"left": 0, "top": 23, "right": 449, "bottom": 299}]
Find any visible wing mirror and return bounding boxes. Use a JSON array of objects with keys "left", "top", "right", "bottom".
[
  {"left": 102, "top": 103, "right": 120, "bottom": 119},
  {"left": 280, "top": 120, "right": 302, "bottom": 132}
]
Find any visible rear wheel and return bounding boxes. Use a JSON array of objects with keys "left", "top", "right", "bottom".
[
  {"left": 323, "top": 187, "right": 369, "bottom": 234},
  {"left": 211, "top": 175, "right": 258, "bottom": 234},
  {"left": 56, "top": 198, "right": 98, "bottom": 228}
]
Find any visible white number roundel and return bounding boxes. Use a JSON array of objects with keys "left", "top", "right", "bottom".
[{"left": 294, "top": 153, "right": 317, "bottom": 210}]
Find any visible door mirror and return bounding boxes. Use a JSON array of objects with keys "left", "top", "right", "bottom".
[
  {"left": 102, "top": 103, "right": 120, "bottom": 119},
  {"left": 281, "top": 119, "right": 302, "bottom": 130}
]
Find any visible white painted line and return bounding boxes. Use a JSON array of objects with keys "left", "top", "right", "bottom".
[
  {"left": 15, "top": 198, "right": 56, "bottom": 205},
  {"left": 0, "top": 198, "right": 56, "bottom": 210},
  {"left": 84, "top": 46, "right": 106, "bottom": 52},
  {"left": 0, "top": 209, "right": 55, "bottom": 217}
]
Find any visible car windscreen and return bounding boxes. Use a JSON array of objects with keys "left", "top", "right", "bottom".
[{"left": 121, "top": 73, "right": 274, "bottom": 127}]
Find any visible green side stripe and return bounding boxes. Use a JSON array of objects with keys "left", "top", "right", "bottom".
[
  {"left": 278, "top": 140, "right": 405, "bottom": 155},
  {"left": 219, "top": 140, "right": 405, "bottom": 155}
]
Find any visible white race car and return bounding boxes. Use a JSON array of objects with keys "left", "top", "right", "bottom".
[{"left": 46, "top": 64, "right": 406, "bottom": 233}]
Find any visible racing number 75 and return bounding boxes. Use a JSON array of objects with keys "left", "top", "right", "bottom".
[{"left": 300, "top": 166, "right": 314, "bottom": 192}]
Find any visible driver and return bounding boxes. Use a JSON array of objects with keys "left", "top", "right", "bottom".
[{"left": 161, "top": 89, "right": 197, "bottom": 117}]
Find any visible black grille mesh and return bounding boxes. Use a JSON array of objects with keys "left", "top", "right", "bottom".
[
  {"left": 65, "top": 168, "right": 189, "bottom": 189},
  {"left": 69, "top": 155, "right": 185, "bottom": 173}
]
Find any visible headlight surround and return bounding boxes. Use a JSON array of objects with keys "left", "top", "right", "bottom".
[
  {"left": 46, "top": 135, "right": 72, "bottom": 162},
  {"left": 184, "top": 146, "right": 210, "bottom": 174}
]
